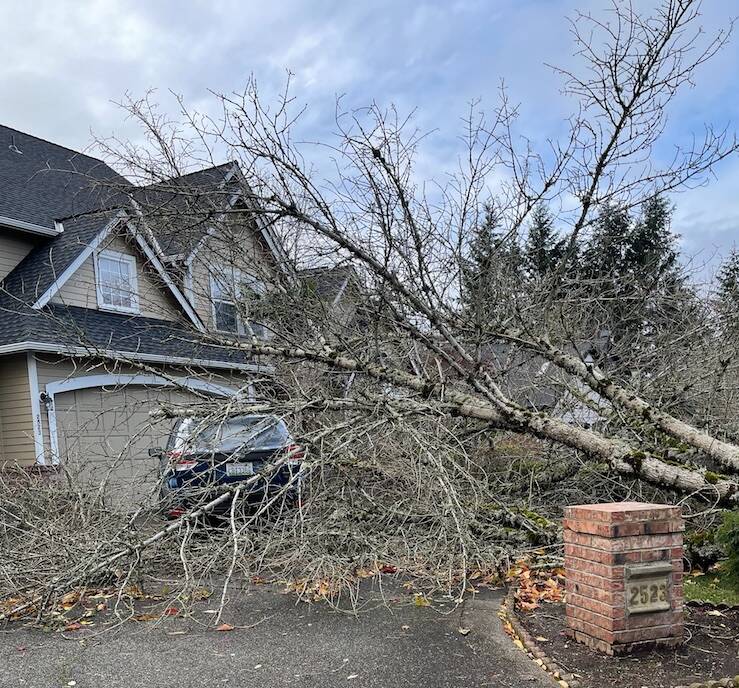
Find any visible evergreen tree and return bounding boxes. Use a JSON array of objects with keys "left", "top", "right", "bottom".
[
  {"left": 626, "top": 195, "right": 677, "bottom": 284},
  {"left": 579, "top": 196, "right": 687, "bottom": 357},
  {"left": 581, "top": 203, "right": 632, "bottom": 281},
  {"left": 717, "top": 250, "right": 739, "bottom": 334},
  {"left": 524, "top": 204, "right": 565, "bottom": 278},
  {"left": 461, "top": 203, "right": 522, "bottom": 326}
]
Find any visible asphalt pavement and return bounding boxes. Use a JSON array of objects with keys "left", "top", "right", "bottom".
[{"left": 0, "top": 584, "right": 553, "bottom": 688}]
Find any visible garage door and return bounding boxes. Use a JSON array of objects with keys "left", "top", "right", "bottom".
[{"left": 54, "top": 384, "right": 206, "bottom": 506}]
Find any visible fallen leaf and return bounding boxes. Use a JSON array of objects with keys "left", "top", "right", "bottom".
[
  {"left": 60, "top": 591, "right": 80, "bottom": 610},
  {"left": 163, "top": 607, "right": 179, "bottom": 617},
  {"left": 458, "top": 627, "right": 471, "bottom": 636},
  {"left": 535, "top": 636, "right": 550, "bottom": 642},
  {"left": 380, "top": 564, "right": 397, "bottom": 574},
  {"left": 414, "top": 594, "right": 430, "bottom": 607},
  {"left": 133, "top": 613, "right": 159, "bottom": 622},
  {"left": 707, "top": 609, "right": 725, "bottom": 617},
  {"left": 216, "top": 623, "right": 235, "bottom": 632},
  {"left": 64, "top": 622, "right": 82, "bottom": 632}
]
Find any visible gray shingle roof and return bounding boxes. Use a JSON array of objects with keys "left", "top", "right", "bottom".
[
  {"left": 298, "top": 266, "right": 358, "bottom": 302},
  {"left": 479, "top": 342, "right": 560, "bottom": 409},
  {"left": 1, "top": 209, "right": 122, "bottom": 305},
  {"left": 0, "top": 125, "right": 127, "bottom": 229},
  {"left": 0, "top": 126, "right": 265, "bottom": 369},
  {"left": 134, "top": 163, "right": 236, "bottom": 256},
  {"left": 0, "top": 303, "right": 257, "bottom": 369}
]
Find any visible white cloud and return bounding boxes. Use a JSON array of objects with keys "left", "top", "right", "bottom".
[{"left": 0, "top": 0, "right": 736, "bottom": 262}]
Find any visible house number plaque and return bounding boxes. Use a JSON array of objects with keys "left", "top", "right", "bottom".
[{"left": 625, "top": 563, "right": 672, "bottom": 614}]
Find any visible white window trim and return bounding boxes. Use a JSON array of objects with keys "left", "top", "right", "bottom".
[
  {"left": 94, "top": 248, "right": 140, "bottom": 315},
  {"left": 209, "top": 266, "right": 266, "bottom": 337}
]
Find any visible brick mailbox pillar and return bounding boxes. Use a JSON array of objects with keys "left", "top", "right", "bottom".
[{"left": 563, "top": 502, "right": 684, "bottom": 655}]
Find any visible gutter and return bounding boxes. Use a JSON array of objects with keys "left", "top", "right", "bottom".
[
  {"left": 0, "top": 340, "right": 273, "bottom": 374},
  {"left": 0, "top": 215, "right": 63, "bottom": 237}
]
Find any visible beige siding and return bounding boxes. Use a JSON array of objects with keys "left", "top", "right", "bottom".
[
  {"left": 0, "top": 354, "right": 35, "bottom": 466},
  {"left": 50, "top": 233, "right": 180, "bottom": 321},
  {"left": 34, "top": 355, "right": 254, "bottom": 465},
  {"left": 188, "top": 218, "right": 279, "bottom": 330},
  {"left": 0, "top": 231, "right": 37, "bottom": 281}
]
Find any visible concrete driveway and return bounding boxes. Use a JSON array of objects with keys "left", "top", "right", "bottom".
[{"left": 0, "top": 585, "right": 552, "bottom": 688}]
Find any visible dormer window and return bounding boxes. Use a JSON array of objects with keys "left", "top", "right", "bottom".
[
  {"left": 210, "top": 266, "right": 266, "bottom": 337},
  {"left": 211, "top": 272, "right": 238, "bottom": 332},
  {"left": 95, "top": 249, "right": 139, "bottom": 314}
]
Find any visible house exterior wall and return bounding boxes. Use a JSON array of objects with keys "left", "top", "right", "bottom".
[
  {"left": 0, "top": 230, "right": 37, "bottom": 282},
  {"left": 33, "top": 354, "right": 256, "bottom": 464},
  {"left": 188, "top": 218, "right": 280, "bottom": 330},
  {"left": 0, "top": 354, "right": 35, "bottom": 466},
  {"left": 50, "top": 233, "right": 180, "bottom": 321}
]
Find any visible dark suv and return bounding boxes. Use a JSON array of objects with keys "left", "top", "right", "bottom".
[{"left": 154, "top": 414, "right": 304, "bottom": 518}]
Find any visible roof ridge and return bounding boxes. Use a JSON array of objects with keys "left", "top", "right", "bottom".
[
  {"left": 0, "top": 123, "right": 106, "bottom": 165},
  {"left": 54, "top": 206, "right": 124, "bottom": 224},
  {"left": 141, "top": 161, "right": 235, "bottom": 188}
]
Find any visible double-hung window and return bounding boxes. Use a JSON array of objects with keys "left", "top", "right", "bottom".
[
  {"left": 211, "top": 271, "right": 239, "bottom": 333},
  {"left": 95, "top": 249, "right": 139, "bottom": 313},
  {"left": 210, "top": 266, "right": 266, "bottom": 337}
]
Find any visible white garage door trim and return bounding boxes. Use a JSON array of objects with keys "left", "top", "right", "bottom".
[{"left": 43, "top": 373, "right": 242, "bottom": 465}]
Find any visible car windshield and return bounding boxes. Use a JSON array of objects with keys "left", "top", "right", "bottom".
[{"left": 172, "top": 415, "right": 290, "bottom": 453}]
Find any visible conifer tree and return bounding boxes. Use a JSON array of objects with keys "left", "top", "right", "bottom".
[
  {"left": 627, "top": 195, "right": 677, "bottom": 284},
  {"left": 717, "top": 250, "right": 739, "bottom": 334},
  {"left": 461, "top": 203, "right": 521, "bottom": 327},
  {"left": 524, "top": 204, "right": 565, "bottom": 278}
]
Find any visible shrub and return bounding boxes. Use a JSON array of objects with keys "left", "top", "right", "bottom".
[{"left": 716, "top": 510, "right": 739, "bottom": 586}]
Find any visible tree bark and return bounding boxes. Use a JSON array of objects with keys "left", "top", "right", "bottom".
[
  {"left": 222, "top": 336, "right": 738, "bottom": 503},
  {"left": 512, "top": 332, "right": 739, "bottom": 472}
]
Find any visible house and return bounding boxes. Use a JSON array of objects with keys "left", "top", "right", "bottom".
[
  {"left": 297, "top": 265, "right": 364, "bottom": 328},
  {"left": 0, "top": 124, "right": 292, "bottom": 494}
]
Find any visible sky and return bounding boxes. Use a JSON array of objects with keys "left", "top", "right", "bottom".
[{"left": 1, "top": 0, "right": 738, "bottom": 274}]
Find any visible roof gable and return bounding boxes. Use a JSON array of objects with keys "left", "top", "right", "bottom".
[
  {"left": 134, "top": 162, "right": 236, "bottom": 256},
  {"left": 0, "top": 125, "right": 293, "bottom": 337},
  {"left": 0, "top": 209, "right": 204, "bottom": 331},
  {"left": 0, "top": 210, "right": 122, "bottom": 306}
]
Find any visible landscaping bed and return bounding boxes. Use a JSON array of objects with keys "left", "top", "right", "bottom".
[{"left": 517, "top": 601, "right": 739, "bottom": 688}]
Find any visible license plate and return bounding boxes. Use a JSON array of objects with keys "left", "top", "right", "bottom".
[{"left": 226, "top": 462, "right": 254, "bottom": 477}]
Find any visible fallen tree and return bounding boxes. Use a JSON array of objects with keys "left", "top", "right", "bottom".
[
  {"left": 92, "top": 0, "right": 739, "bottom": 500},
  {"left": 2, "top": 0, "right": 739, "bottom": 620}
]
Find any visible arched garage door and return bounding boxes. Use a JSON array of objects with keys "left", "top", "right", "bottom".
[{"left": 51, "top": 379, "right": 235, "bottom": 505}]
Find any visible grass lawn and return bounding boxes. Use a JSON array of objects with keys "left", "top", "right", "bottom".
[{"left": 684, "top": 571, "right": 739, "bottom": 605}]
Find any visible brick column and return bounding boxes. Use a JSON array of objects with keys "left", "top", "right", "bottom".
[{"left": 563, "top": 502, "right": 684, "bottom": 655}]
